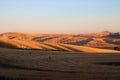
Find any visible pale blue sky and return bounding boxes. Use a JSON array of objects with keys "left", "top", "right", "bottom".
[{"left": 0, "top": 0, "right": 120, "bottom": 34}]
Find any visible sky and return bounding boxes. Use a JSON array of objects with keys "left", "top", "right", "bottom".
[{"left": 0, "top": 0, "right": 120, "bottom": 34}]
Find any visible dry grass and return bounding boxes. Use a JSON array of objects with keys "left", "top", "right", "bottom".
[
  {"left": 0, "top": 38, "right": 119, "bottom": 53},
  {"left": 0, "top": 48, "right": 120, "bottom": 80},
  {"left": 60, "top": 43, "right": 120, "bottom": 53},
  {"left": 0, "top": 32, "right": 120, "bottom": 80},
  {"left": 0, "top": 34, "right": 120, "bottom": 53},
  {"left": 1, "top": 32, "right": 119, "bottom": 47},
  {"left": 84, "top": 38, "right": 118, "bottom": 47}
]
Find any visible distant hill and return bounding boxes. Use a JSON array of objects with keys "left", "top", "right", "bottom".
[{"left": 0, "top": 32, "right": 119, "bottom": 53}]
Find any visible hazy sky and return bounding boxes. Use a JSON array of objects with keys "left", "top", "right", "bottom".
[{"left": 0, "top": 0, "right": 120, "bottom": 34}]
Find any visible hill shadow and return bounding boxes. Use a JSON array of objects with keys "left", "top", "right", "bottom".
[
  {"left": 94, "top": 62, "right": 120, "bottom": 66},
  {"left": 0, "top": 42, "right": 17, "bottom": 49},
  {"left": 35, "top": 36, "right": 59, "bottom": 42},
  {"left": 105, "top": 39, "right": 120, "bottom": 45},
  {"left": 69, "top": 38, "right": 93, "bottom": 45}
]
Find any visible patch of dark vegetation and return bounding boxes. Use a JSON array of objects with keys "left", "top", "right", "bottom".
[
  {"left": 95, "top": 62, "right": 120, "bottom": 66},
  {"left": 94, "top": 47, "right": 114, "bottom": 50},
  {"left": 114, "top": 47, "right": 120, "bottom": 51}
]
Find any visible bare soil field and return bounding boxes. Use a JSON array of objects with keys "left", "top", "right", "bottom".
[{"left": 0, "top": 48, "right": 120, "bottom": 80}]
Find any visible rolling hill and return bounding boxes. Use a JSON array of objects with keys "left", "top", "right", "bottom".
[{"left": 0, "top": 32, "right": 120, "bottom": 53}]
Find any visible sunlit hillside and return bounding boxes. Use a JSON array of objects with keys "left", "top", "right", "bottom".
[{"left": 0, "top": 32, "right": 119, "bottom": 53}]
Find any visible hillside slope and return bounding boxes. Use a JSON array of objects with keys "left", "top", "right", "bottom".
[{"left": 0, "top": 32, "right": 119, "bottom": 53}]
